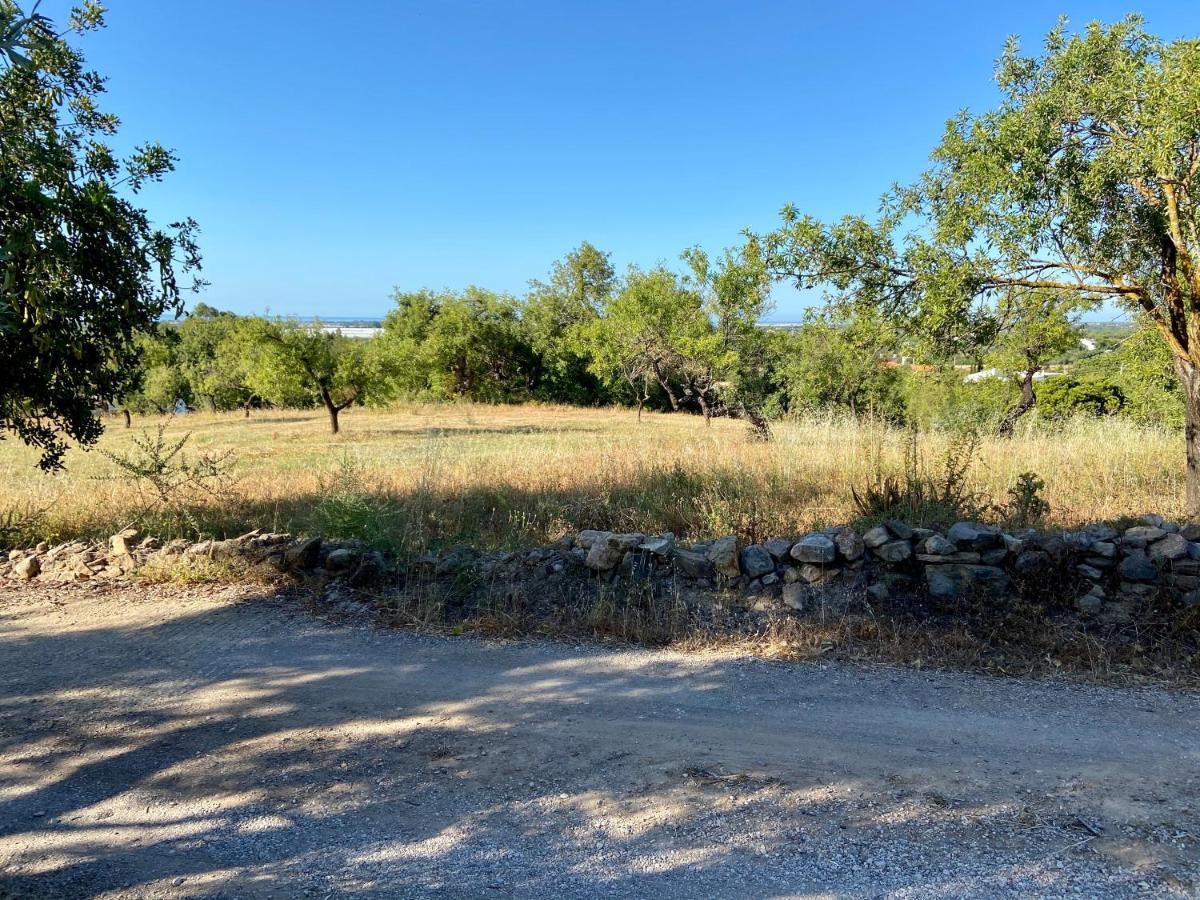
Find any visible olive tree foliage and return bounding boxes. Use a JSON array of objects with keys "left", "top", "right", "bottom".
[
  {"left": 176, "top": 304, "right": 254, "bottom": 413},
  {"left": 760, "top": 17, "right": 1200, "bottom": 514},
  {"left": 524, "top": 242, "right": 614, "bottom": 404},
  {"left": 374, "top": 287, "right": 536, "bottom": 402},
  {"left": 679, "top": 241, "right": 773, "bottom": 424},
  {"left": 242, "top": 320, "right": 374, "bottom": 435},
  {"left": 582, "top": 266, "right": 699, "bottom": 419},
  {"left": 118, "top": 326, "right": 187, "bottom": 423},
  {"left": 0, "top": 1, "right": 202, "bottom": 469}
]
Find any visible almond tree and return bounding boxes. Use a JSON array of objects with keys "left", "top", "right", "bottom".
[{"left": 761, "top": 17, "right": 1200, "bottom": 515}]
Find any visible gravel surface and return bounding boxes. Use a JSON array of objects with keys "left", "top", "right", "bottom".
[{"left": 0, "top": 580, "right": 1197, "bottom": 898}]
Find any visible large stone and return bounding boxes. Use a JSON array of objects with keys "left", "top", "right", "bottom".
[
  {"left": 862, "top": 525, "right": 891, "bottom": 549},
  {"left": 585, "top": 537, "right": 625, "bottom": 572},
  {"left": 947, "top": 522, "right": 1001, "bottom": 551},
  {"left": 1123, "top": 525, "right": 1166, "bottom": 548},
  {"left": 738, "top": 544, "right": 775, "bottom": 579},
  {"left": 1118, "top": 550, "right": 1157, "bottom": 583},
  {"left": 834, "top": 529, "right": 865, "bottom": 562},
  {"left": 922, "top": 534, "right": 957, "bottom": 556},
  {"left": 885, "top": 520, "right": 914, "bottom": 540},
  {"left": 790, "top": 533, "right": 836, "bottom": 564},
  {"left": 925, "top": 564, "right": 1010, "bottom": 599},
  {"left": 284, "top": 536, "right": 322, "bottom": 572},
  {"left": 1091, "top": 541, "right": 1117, "bottom": 558},
  {"left": 781, "top": 582, "right": 807, "bottom": 610},
  {"left": 706, "top": 535, "right": 741, "bottom": 576},
  {"left": 1149, "top": 533, "right": 1188, "bottom": 563},
  {"left": 639, "top": 533, "right": 676, "bottom": 557},
  {"left": 13, "top": 555, "right": 39, "bottom": 580},
  {"left": 324, "top": 547, "right": 359, "bottom": 573},
  {"left": 349, "top": 551, "right": 387, "bottom": 587},
  {"left": 764, "top": 538, "right": 794, "bottom": 561},
  {"left": 576, "top": 530, "right": 609, "bottom": 549},
  {"left": 110, "top": 528, "right": 139, "bottom": 557},
  {"left": 673, "top": 548, "right": 714, "bottom": 580},
  {"left": 875, "top": 540, "right": 912, "bottom": 564}
]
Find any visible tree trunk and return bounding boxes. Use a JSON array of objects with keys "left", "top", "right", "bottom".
[
  {"left": 698, "top": 395, "right": 712, "bottom": 426},
  {"left": 998, "top": 370, "right": 1037, "bottom": 438},
  {"left": 122, "top": 408, "right": 131, "bottom": 428},
  {"left": 320, "top": 388, "right": 340, "bottom": 435},
  {"left": 243, "top": 402, "right": 251, "bottom": 418},
  {"left": 1175, "top": 358, "right": 1200, "bottom": 519},
  {"left": 636, "top": 397, "right": 645, "bottom": 422},
  {"left": 207, "top": 396, "right": 217, "bottom": 414}
]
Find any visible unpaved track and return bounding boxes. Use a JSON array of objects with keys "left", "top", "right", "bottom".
[{"left": 0, "top": 582, "right": 1197, "bottom": 899}]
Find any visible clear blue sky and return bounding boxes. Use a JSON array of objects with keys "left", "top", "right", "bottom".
[{"left": 55, "top": 1, "right": 1200, "bottom": 320}]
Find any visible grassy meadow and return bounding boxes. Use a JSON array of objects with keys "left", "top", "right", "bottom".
[{"left": 0, "top": 403, "right": 1187, "bottom": 553}]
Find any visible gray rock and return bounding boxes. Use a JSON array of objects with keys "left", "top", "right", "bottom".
[
  {"left": 13, "top": 555, "right": 39, "bottom": 580},
  {"left": 673, "top": 548, "right": 714, "bottom": 579},
  {"left": 862, "top": 525, "right": 891, "bottom": 549},
  {"left": 875, "top": 540, "right": 912, "bottom": 564},
  {"left": 764, "top": 538, "right": 794, "bottom": 561},
  {"left": 980, "top": 548, "right": 1008, "bottom": 566},
  {"left": 925, "top": 564, "right": 1011, "bottom": 599},
  {"left": 923, "top": 534, "right": 957, "bottom": 556},
  {"left": 1077, "top": 593, "right": 1103, "bottom": 613},
  {"left": 761, "top": 572, "right": 779, "bottom": 586},
  {"left": 1141, "top": 513, "right": 1165, "bottom": 527},
  {"left": 706, "top": 535, "right": 741, "bottom": 576},
  {"left": 284, "top": 536, "right": 323, "bottom": 572},
  {"left": 781, "top": 582, "right": 807, "bottom": 610},
  {"left": 1180, "top": 522, "right": 1200, "bottom": 542},
  {"left": 585, "top": 538, "right": 625, "bottom": 572},
  {"left": 790, "top": 533, "right": 837, "bottom": 564},
  {"left": 781, "top": 566, "right": 802, "bottom": 584},
  {"left": 639, "top": 533, "right": 676, "bottom": 557},
  {"left": 1149, "top": 533, "right": 1188, "bottom": 562},
  {"left": 738, "top": 544, "right": 775, "bottom": 579},
  {"left": 1091, "top": 541, "right": 1116, "bottom": 558},
  {"left": 1075, "top": 563, "right": 1103, "bottom": 581},
  {"left": 834, "top": 528, "right": 865, "bottom": 562},
  {"left": 1123, "top": 525, "right": 1166, "bottom": 548},
  {"left": 799, "top": 564, "right": 838, "bottom": 585},
  {"left": 947, "top": 521, "right": 982, "bottom": 546},
  {"left": 1182, "top": 589, "right": 1200, "bottom": 608},
  {"left": 1001, "top": 533, "right": 1025, "bottom": 554},
  {"left": 324, "top": 548, "right": 358, "bottom": 573},
  {"left": 576, "top": 530, "right": 609, "bottom": 549},
  {"left": 865, "top": 581, "right": 890, "bottom": 602},
  {"left": 1118, "top": 550, "right": 1157, "bottom": 583},
  {"left": 885, "top": 520, "right": 914, "bottom": 540}
]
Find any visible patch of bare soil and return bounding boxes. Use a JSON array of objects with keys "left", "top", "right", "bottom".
[{"left": 0, "top": 580, "right": 1197, "bottom": 898}]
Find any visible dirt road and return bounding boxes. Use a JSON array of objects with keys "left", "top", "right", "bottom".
[{"left": 1, "top": 581, "right": 1197, "bottom": 898}]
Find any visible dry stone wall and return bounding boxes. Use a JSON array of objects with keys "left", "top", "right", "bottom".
[{"left": 5, "top": 516, "right": 1200, "bottom": 623}]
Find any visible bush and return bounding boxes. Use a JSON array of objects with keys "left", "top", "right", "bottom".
[{"left": 1037, "top": 377, "right": 1124, "bottom": 421}]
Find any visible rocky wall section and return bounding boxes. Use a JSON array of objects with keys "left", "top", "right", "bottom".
[{"left": 4, "top": 516, "right": 1200, "bottom": 623}]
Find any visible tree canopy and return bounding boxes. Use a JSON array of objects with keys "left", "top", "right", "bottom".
[
  {"left": 0, "top": 1, "right": 201, "bottom": 468},
  {"left": 760, "top": 15, "right": 1200, "bottom": 511}
]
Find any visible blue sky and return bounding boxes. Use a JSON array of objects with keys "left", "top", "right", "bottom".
[{"left": 56, "top": 1, "right": 1200, "bottom": 320}]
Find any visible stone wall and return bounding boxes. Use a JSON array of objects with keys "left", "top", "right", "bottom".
[{"left": 5, "top": 517, "right": 1200, "bottom": 624}]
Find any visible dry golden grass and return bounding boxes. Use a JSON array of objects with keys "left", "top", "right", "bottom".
[{"left": 0, "top": 402, "right": 1186, "bottom": 551}]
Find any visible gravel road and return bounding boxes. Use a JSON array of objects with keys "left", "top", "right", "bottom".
[{"left": 0, "top": 580, "right": 1197, "bottom": 898}]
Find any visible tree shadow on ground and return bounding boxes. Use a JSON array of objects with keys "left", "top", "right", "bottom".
[{"left": 0, "top": 586, "right": 1195, "bottom": 898}]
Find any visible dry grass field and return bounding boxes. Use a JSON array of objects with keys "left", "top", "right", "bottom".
[{"left": 0, "top": 403, "right": 1187, "bottom": 552}]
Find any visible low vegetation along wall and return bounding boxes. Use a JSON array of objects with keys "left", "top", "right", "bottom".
[{"left": 5, "top": 516, "right": 1200, "bottom": 629}]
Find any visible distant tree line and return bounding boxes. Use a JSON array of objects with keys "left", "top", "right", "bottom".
[{"left": 120, "top": 241, "right": 1183, "bottom": 437}]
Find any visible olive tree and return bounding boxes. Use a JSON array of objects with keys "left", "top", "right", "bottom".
[
  {"left": 0, "top": 2, "right": 202, "bottom": 468},
  {"left": 761, "top": 17, "right": 1200, "bottom": 514}
]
